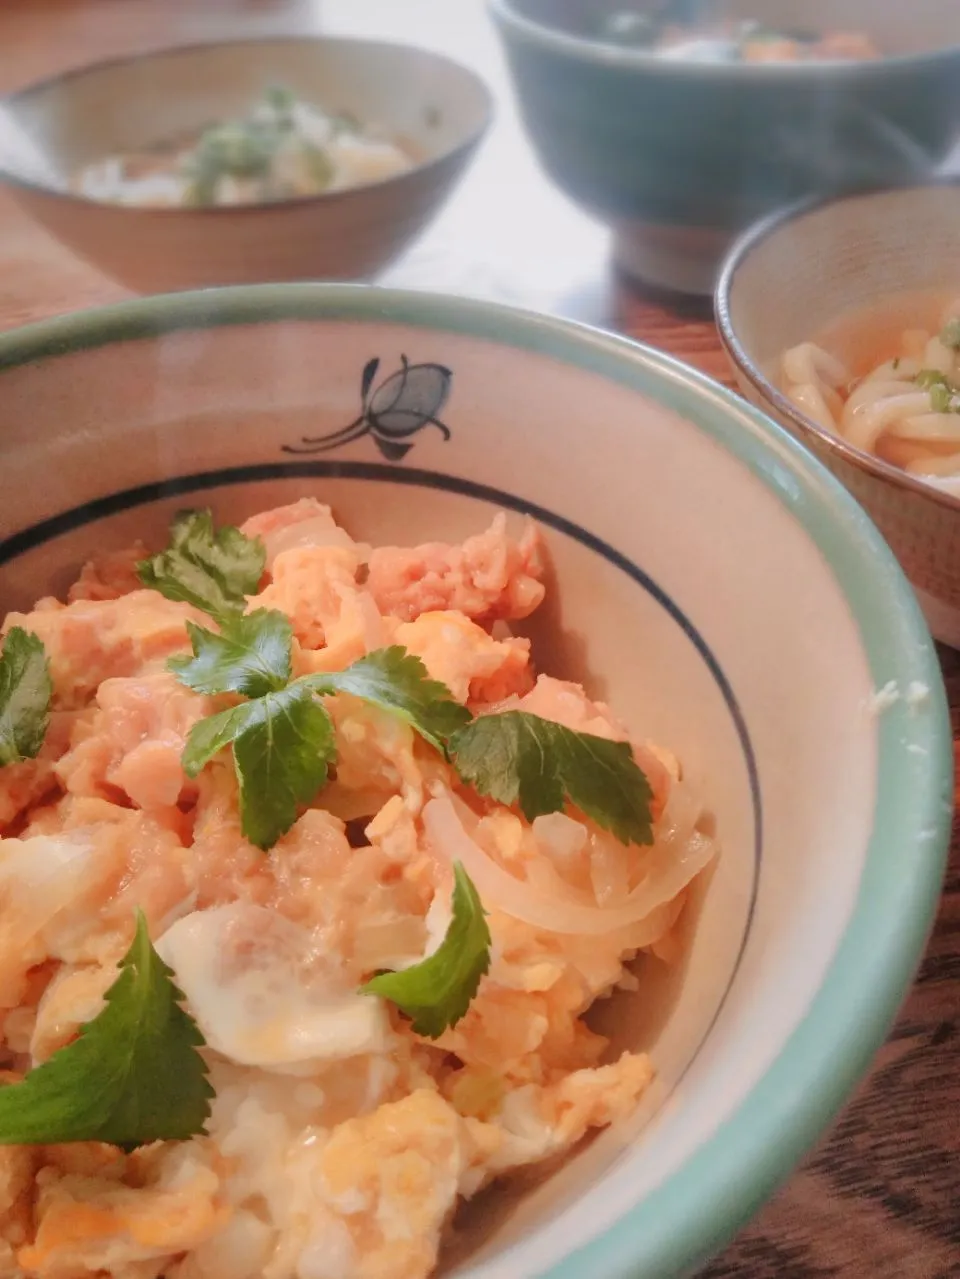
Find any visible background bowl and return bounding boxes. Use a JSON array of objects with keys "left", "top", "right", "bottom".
[
  {"left": 0, "top": 38, "right": 492, "bottom": 293},
  {"left": 489, "top": 0, "right": 960, "bottom": 295},
  {"left": 0, "top": 285, "right": 950, "bottom": 1277},
  {"left": 716, "top": 182, "right": 960, "bottom": 648}
]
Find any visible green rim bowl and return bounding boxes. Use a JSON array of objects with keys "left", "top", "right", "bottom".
[
  {"left": 488, "top": 0, "right": 960, "bottom": 294},
  {"left": 0, "top": 284, "right": 952, "bottom": 1277}
]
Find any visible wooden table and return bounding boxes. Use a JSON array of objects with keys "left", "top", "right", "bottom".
[{"left": 0, "top": 2, "right": 957, "bottom": 1275}]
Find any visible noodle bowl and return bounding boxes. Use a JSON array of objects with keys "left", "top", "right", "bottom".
[{"left": 780, "top": 295, "right": 960, "bottom": 495}]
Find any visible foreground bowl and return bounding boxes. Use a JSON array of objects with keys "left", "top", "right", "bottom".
[
  {"left": 0, "top": 286, "right": 951, "bottom": 1277},
  {"left": 716, "top": 182, "right": 960, "bottom": 648},
  {"left": 489, "top": 0, "right": 960, "bottom": 295},
  {"left": 0, "top": 38, "right": 492, "bottom": 292}
]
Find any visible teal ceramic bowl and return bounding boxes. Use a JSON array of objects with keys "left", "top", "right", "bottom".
[
  {"left": 0, "top": 285, "right": 951, "bottom": 1278},
  {"left": 489, "top": 0, "right": 960, "bottom": 295}
]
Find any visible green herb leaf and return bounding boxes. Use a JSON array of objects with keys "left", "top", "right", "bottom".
[
  {"left": 931, "top": 383, "right": 955, "bottom": 414},
  {"left": 193, "top": 120, "right": 275, "bottom": 180},
  {"left": 304, "top": 646, "right": 471, "bottom": 752},
  {"left": 302, "top": 143, "right": 334, "bottom": 190},
  {"left": 940, "top": 318, "right": 960, "bottom": 350},
  {"left": 137, "top": 509, "right": 265, "bottom": 622},
  {"left": 264, "top": 84, "right": 296, "bottom": 119},
  {"left": 182, "top": 172, "right": 220, "bottom": 207},
  {"left": 182, "top": 684, "right": 337, "bottom": 850},
  {"left": 363, "top": 862, "right": 490, "bottom": 1038},
  {"left": 915, "top": 368, "right": 958, "bottom": 412},
  {"left": 0, "top": 911, "right": 211, "bottom": 1148},
  {"left": 181, "top": 699, "right": 264, "bottom": 776},
  {"left": 233, "top": 687, "right": 337, "bottom": 850},
  {"left": 0, "top": 628, "right": 52, "bottom": 767},
  {"left": 449, "top": 711, "right": 654, "bottom": 846},
  {"left": 915, "top": 368, "right": 951, "bottom": 390},
  {"left": 169, "top": 610, "right": 292, "bottom": 698}
]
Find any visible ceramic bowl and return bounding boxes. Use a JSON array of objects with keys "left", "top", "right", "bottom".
[
  {"left": 489, "top": 0, "right": 960, "bottom": 296},
  {"left": 0, "top": 38, "right": 491, "bottom": 293},
  {"left": 0, "top": 285, "right": 951, "bottom": 1277},
  {"left": 716, "top": 182, "right": 960, "bottom": 648}
]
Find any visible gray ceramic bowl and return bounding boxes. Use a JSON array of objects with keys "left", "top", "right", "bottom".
[
  {"left": 0, "top": 38, "right": 492, "bottom": 293},
  {"left": 489, "top": 0, "right": 960, "bottom": 295},
  {"left": 716, "top": 182, "right": 960, "bottom": 647}
]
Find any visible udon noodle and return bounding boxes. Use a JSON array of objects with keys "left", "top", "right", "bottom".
[{"left": 780, "top": 296, "right": 960, "bottom": 494}]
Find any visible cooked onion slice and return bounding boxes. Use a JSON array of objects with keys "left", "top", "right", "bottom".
[
  {"left": 263, "top": 515, "right": 361, "bottom": 569},
  {"left": 423, "top": 794, "right": 714, "bottom": 937}
]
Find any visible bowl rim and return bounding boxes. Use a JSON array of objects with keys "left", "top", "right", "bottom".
[
  {"left": 715, "top": 178, "right": 960, "bottom": 517},
  {"left": 0, "top": 282, "right": 952, "bottom": 1278},
  {"left": 487, "top": 0, "right": 960, "bottom": 77},
  {"left": 0, "top": 35, "right": 494, "bottom": 216}
]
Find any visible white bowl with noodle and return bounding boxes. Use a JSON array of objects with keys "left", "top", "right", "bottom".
[
  {"left": 716, "top": 182, "right": 960, "bottom": 647},
  {"left": 0, "top": 38, "right": 491, "bottom": 293},
  {"left": 0, "top": 285, "right": 951, "bottom": 1279}
]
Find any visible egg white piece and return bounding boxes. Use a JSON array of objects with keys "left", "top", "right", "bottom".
[{"left": 157, "top": 902, "right": 391, "bottom": 1072}]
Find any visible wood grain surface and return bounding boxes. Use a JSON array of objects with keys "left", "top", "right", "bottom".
[{"left": 0, "top": 2, "right": 956, "bottom": 1275}]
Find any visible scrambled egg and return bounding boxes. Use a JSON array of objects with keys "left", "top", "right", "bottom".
[{"left": 0, "top": 500, "right": 699, "bottom": 1279}]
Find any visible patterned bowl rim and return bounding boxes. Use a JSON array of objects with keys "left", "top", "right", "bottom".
[
  {"left": 0, "top": 35, "right": 494, "bottom": 217},
  {"left": 0, "top": 283, "right": 952, "bottom": 1279},
  {"left": 487, "top": 0, "right": 960, "bottom": 77},
  {"left": 715, "top": 178, "right": 960, "bottom": 517}
]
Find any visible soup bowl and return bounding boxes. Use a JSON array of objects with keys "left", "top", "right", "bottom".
[
  {"left": 0, "top": 285, "right": 951, "bottom": 1277},
  {"left": 716, "top": 181, "right": 960, "bottom": 648},
  {"left": 0, "top": 38, "right": 492, "bottom": 292},
  {"left": 489, "top": 0, "right": 960, "bottom": 295}
]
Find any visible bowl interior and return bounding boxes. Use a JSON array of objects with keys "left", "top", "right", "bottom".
[
  {"left": 0, "top": 37, "right": 491, "bottom": 191},
  {"left": 0, "top": 288, "right": 949, "bottom": 1278},
  {"left": 721, "top": 184, "right": 960, "bottom": 395},
  {"left": 503, "top": 0, "right": 960, "bottom": 58}
]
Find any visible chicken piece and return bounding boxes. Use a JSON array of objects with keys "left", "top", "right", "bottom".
[
  {"left": 432, "top": 970, "right": 606, "bottom": 1087},
  {"left": 240, "top": 498, "right": 359, "bottom": 571},
  {"left": 184, "top": 765, "right": 267, "bottom": 910},
  {"left": 272, "top": 809, "right": 430, "bottom": 966},
  {"left": 319, "top": 695, "right": 432, "bottom": 823},
  {"left": 3, "top": 592, "right": 200, "bottom": 709},
  {"left": 188, "top": 787, "right": 429, "bottom": 979},
  {"left": 68, "top": 544, "right": 149, "bottom": 603},
  {"left": 366, "top": 514, "right": 545, "bottom": 624},
  {"left": 458, "top": 1052, "right": 653, "bottom": 1195},
  {"left": 0, "top": 1143, "right": 38, "bottom": 1278},
  {"left": 507, "top": 674, "right": 628, "bottom": 739},
  {"left": 0, "top": 825, "right": 127, "bottom": 1009},
  {"left": 393, "top": 611, "right": 533, "bottom": 705},
  {"left": 56, "top": 669, "right": 212, "bottom": 811},
  {"left": 0, "top": 804, "right": 192, "bottom": 1009},
  {"left": 315, "top": 1090, "right": 464, "bottom": 1279},
  {"left": 30, "top": 962, "right": 118, "bottom": 1063},
  {"left": 167, "top": 1209, "right": 273, "bottom": 1279},
  {"left": 364, "top": 797, "right": 422, "bottom": 868},
  {"left": 18, "top": 1145, "right": 228, "bottom": 1278},
  {"left": 253, "top": 544, "right": 386, "bottom": 659}
]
